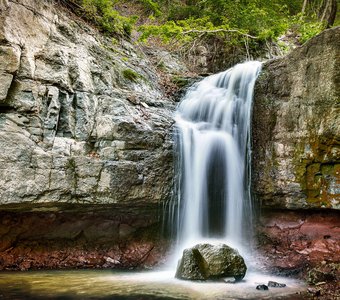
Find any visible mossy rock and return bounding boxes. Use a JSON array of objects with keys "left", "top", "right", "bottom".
[
  {"left": 175, "top": 243, "right": 247, "bottom": 281},
  {"left": 175, "top": 248, "right": 209, "bottom": 280},
  {"left": 307, "top": 263, "right": 339, "bottom": 285}
]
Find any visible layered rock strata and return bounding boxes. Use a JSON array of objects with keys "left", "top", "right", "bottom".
[
  {"left": 253, "top": 27, "right": 339, "bottom": 210},
  {"left": 256, "top": 210, "right": 340, "bottom": 273},
  {"left": 0, "top": 205, "right": 168, "bottom": 270},
  {"left": 253, "top": 27, "right": 339, "bottom": 274},
  {"left": 0, "top": 0, "right": 175, "bottom": 206},
  {"left": 0, "top": 0, "right": 177, "bottom": 269}
]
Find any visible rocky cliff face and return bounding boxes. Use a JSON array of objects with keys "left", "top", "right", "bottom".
[
  {"left": 253, "top": 26, "right": 339, "bottom": 210},
  {"left": 253, "top": 27, "right": 340, "bottom": 275},
  {"left": 0, "top": 0, "right": 183, "bottom": 269},
  {"left": 0, "top": 0, "right": 176, "bottom": 207}
]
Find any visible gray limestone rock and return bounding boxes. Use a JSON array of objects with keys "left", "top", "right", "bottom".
[
  {"left": 195, "top": 243, "right": 247, "bottom": 281},
  {"left": 268, "top": 281, "right": 286, "bottom": 288},
  {"left": 175, "top": 248, "right": 209, "bottom": 280},
  {"left": 175, "top": 243, "right": 247, "bottom": 281},
  {"left": 0, "top": 0, "right": 176, "bottom": 208},
  {"left": 253, "top": 27, "right": 340, "bottom": 210}
]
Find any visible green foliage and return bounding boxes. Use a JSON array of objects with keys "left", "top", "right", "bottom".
[
  {"left": 137, "top": 0, "right": 161, "bottom": 17},
  {"left": 71, "top": 0, "right": 335, "bottom": 55},
  {"left": 137, "top": 0, "right": 333, "bottom": 49},
  {"left": 139, "top": 17, "right": 218, "bottom": 43},
  {"left": 154, "top": 0, "right": 293, "bottom": 39},
  {"left": 172, "top": 76, "right": 190, "bottom": 88},
  {"left": 295, "top": 20, "right": 324, "bottom": 44},
  {"left": 137, "top": 0, "right": 294, "bottom": 56},
  {"left": 78, "top": 0, "right": 137, "bottom": 36}
]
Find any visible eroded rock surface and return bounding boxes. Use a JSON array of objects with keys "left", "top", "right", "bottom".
[
  {"left": 0, "top": 0, "right": 178, "bottom": 270},
  {"left": 0, "top": 205, "right": 169, "bottom": 270},
  {"left": 253, "top": 28, "right": 339, "bottom": 285},
  {"left": 253, "top": 27, "right": 340, "bottom": 210},
  {"left": 0, "top": 0, "right": 175, "bottom": 206},
  {"left": 256, "top": 210, "right": 340, "bottom": 273},
  {"left": 175, "top": 248, "right": 208, "bottom": 280}
]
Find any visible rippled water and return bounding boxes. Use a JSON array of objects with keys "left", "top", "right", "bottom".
[{"left": 0, "top": 269, "right": 307, "bottom": 299}]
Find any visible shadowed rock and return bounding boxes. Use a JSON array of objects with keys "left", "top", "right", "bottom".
[
  {"left": 256, "top": 284, "right": 269, "bottom": 290},
  {"left": 175, "top": 243, "right": 247, "bottom": 281},
  {"left": 175, "top": 248, "right": 209, "bottom": 280}
]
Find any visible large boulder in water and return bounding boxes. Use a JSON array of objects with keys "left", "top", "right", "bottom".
[
  {"left": 175, "top": 243, "right": 247, "bottom": 281},
  {"left": 175, "top": 248, "right": 209, "bottom": 280},
  {"left": 196, "top": 243, "right": 247, "bottom": 280}
]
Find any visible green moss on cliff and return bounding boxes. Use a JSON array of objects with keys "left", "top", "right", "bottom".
[
  {"left": 293, "top": 138, "right": 339, "bottom": 208},
  {"left": 122, "top": 69, "right": 140, "bottom": 82}
]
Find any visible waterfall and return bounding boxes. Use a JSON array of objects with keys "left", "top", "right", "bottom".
[{"left": 172, "top": 61, "right": 262, "bottom": 252}]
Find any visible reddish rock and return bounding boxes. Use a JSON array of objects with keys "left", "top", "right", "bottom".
[
  {"left": 0, "top": 205, "right": 170, "bottom": 271},
  {"left": 256, "top": 210, "right": 340, "bottom": 274}
]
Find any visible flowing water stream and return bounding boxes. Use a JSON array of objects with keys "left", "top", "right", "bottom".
[{"left": 171, "top": 61, "right": 262, "bottom": 254}]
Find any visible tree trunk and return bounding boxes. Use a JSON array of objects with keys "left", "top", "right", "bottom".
[
  {"left": 301, "top": 0, "right": 309, "bottom": 14},
  {"left": 318, "top": 0, "right": 337, "bottom": 27}
]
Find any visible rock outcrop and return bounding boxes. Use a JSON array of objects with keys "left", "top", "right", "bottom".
[
  {"left": 175, "top": 247, "right": 209, "bottom": 280},
  {"left": 175, "top": 243, "right": 247, "bottom": 281},
  {"left": 256, "top": 210, "right": 340, "bottom": 273},
  {"left": 0, "top": 0, "right": 182, "bottom": 270},
  {"left": 0, "top": 205, "right": 169, "bottom": 270},
  {"left": 0, "top": 0, "right": 175, "bottom": 207},
  {"left": 253, "top": 27, "right": 340, "bottom": 275},
  {"left": 253, "top": 26, "right": 339, "bottom": 210}
]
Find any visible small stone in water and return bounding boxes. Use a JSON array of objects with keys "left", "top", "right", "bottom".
[
  {"left": 256, "top": 284, "right": 269, "bottom": 290},
  {"left": 223, "top": 278, "right": 236, "bottom": 284},
  {"left": 268, "top": 281, "right": 286, "bottom": 288}
]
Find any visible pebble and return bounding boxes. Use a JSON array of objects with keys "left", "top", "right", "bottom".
[
  {"left": 268, "top": 280, "right": 286, "bottom": 287},
  {"left": 256, "top": 284, "right": 269, "bottom": 290}
]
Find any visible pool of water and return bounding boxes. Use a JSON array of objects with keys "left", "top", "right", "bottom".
[{"left": 0, "top": 269, "right": 307, "bottom": 299}]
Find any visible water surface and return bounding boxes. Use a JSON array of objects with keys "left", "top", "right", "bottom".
[{"left": 0, "top": 269, "right": 307, "bottom": 299}]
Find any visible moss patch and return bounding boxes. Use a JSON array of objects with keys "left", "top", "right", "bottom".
[{"left": 122, "top": 69, "right": 141, "bottom": 82}]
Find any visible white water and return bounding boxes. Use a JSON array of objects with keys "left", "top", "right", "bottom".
[{"left": 172, "top": 61, "right": 262, "bottom": 255}]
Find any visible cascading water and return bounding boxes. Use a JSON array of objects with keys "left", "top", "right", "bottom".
[{"left": 172, "top": 61, "right": 262, "bottom": 253}]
